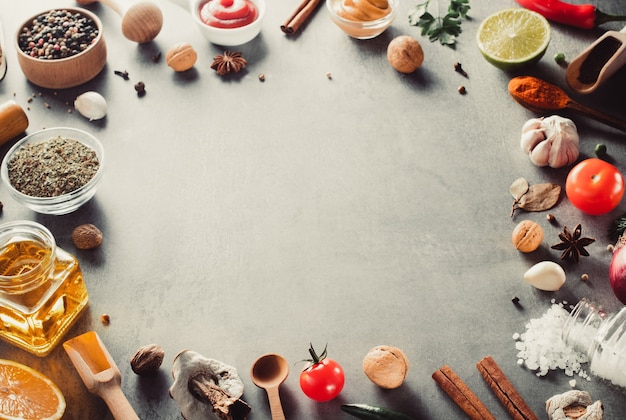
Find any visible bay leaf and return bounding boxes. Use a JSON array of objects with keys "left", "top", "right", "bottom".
[
  {"left": 510, "top": 177, "right": 529, "bottom": 200},
  {"left": 518, "top": 183, "right": 561, "bottom": 212}
]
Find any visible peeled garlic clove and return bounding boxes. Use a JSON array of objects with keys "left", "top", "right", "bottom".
[
  {"left": 524, "top": 261, "right": 566, "bottom": 291},
  {"left": 75, "top": 91, "right": 107, "bottom": 121}
]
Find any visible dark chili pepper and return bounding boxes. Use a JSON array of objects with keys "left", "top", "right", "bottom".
[{"left": 516, "top": 0, "right": 626, "bottom": 29}]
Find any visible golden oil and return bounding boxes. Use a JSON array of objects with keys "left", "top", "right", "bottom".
[{"left": 0, "top": 221, "right": 88, "bottom": 356}]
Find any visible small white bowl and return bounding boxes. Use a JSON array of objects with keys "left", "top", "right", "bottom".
[
  {"left": 190, "top": 0, "right": 265, "bottom": 46},
  {"left": 1, "top": 127, "right": 104, "bottom": 215},
  {"left": 327, "top": 0, "right": 397, "bottom": 39}
]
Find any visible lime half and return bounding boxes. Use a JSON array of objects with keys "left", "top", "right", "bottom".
[{"left": 477, "top": 8, "right": 551, "bottom": 71}]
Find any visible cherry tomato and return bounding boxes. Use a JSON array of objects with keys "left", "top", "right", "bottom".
[
  {"left": 299, "top": 344, "right": 344, "bottom": 402},
  {"left": 566, "top": 158, "right": 624, "bottom": 215}
]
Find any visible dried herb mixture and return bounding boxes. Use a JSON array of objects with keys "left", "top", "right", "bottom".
[{"left": 7, "top": 136, "right": 99, "bottom": 197}]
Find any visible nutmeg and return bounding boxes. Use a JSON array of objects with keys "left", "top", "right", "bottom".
[
  {"left": 131, "top": 344, "right": 165, "bottom": 375},
  {"left": 512, "top": 220, "right": 543, "bottom": 253},
  {"left": 72, "top": 224, "right": 103, "bottom": 250},
  {"left": 387, "top": 36, "right": 424, "bottom": 74},
  {"left": 166, "top": 43, "right": 197, "bottom": 72}
]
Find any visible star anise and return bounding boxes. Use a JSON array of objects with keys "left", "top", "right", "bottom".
[
  {"left": 210, "top": 51, "right": 247, "bottom": 76},
  {"left": 551, "top": 224, "right": 595, "bottom": 263}
]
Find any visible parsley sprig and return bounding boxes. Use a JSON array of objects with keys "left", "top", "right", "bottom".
[{"left": 408, "top": 0, "right": 470, "bottom": 46}]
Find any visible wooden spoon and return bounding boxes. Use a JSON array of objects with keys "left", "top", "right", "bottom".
[
  {"left": 508, "top": 76, "right": 626, "bottom": 133},
  {"left": 250, "top": 353, "right": 289, "bottom": 420},
  {"left": 77, "top": 0, "right": 163, "bottom": 43},
  {"left": 63, "top": 331, "right": 140, "bottom": 420},
  {"left": 566, "top": 26, "right": 626, "bottom": 94}
]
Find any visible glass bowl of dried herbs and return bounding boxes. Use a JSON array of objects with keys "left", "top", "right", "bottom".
[{"left": 1, "top": 127, "right": 104, "bottom": 215}]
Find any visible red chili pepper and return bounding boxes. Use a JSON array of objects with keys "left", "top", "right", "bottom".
[{"left": 516, "top": 0, "right": 626, "bottom": 29}]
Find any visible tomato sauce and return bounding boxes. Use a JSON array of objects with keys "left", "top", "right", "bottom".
[{"left": 198, "top": 0, "right": 258, "bottom": 29}]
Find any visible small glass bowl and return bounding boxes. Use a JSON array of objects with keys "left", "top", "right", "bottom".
[
  {"left": 1, "top": 127, "right": 104, "bottom": 215},
  {"left": 190, "top": 0, "right": 265, "bottom": 46},
  {"left": 326, "top": 0, "right": 398, "bottom": 39}
]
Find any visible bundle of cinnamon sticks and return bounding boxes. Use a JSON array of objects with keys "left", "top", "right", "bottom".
[
  {"left": 281, "top": 0, "right": 322, "bottom": 34},
  {"left": 432, "top": 356, "right": 539, "bottom": 420}
]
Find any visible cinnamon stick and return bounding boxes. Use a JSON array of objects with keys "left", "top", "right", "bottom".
[
  {"left": 476, "top": 356, "right": 539, "bottom": 420},
  {"left": 281, "top": 0, "right": 321, "bottom": 34},
  {"left": 432, "top": 365, "right": 495, "bottom": 420}
]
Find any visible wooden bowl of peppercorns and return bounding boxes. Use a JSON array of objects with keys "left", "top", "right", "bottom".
[{"left": 14, "top": 8, "right": 107, "bottom": 89}]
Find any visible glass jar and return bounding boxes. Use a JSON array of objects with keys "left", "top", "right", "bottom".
[
  {"left": 562, "top": 298, "right": 626, "bottom": 387},
  {"left": 0, "top": 220, "right": 88, "bottom": 356}
]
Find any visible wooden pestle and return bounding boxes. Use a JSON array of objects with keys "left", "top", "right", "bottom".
[
  {"left": 77, "top": 0, "right": 163, "bottom": 43},
  {"left": 0, "top": 101, "right": 28, "bottom": 145}
]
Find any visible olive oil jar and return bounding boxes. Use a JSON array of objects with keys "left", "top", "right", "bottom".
[{"left": 0, "top": 221, "right": 88, "bottom": 356}]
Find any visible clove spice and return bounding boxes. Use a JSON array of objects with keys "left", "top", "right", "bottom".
[
  {"left": 114, "top": 70, "right": 129, "bottom": 80},
  {"left": 454, "top": 62, "right": 468, "bottom": 78},
  {"left": 135, "top": 81, "right": 146, "bottom": 97}
]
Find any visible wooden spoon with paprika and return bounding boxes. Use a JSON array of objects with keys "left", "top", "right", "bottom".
[{"left": 508, "top": 76, "right": 626, "bottom": 132}]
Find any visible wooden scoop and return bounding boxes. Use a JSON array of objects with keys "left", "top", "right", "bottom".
[
  {"left": 508, "top": 75, "right": 626, "bottom": 132},
  {"left": 566, "top": 26, "right": 626, "bottom": 94},
  {"left": 77, "top": 0, "right": 163, "bottom": 43},
  {"left": 63, "top": 331, "right": 139, "bottom": 420},
  {"left": 250, "top": 353, "right": 289, "bottom": 420}
]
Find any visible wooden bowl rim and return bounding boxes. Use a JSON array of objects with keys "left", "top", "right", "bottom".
[{"left": 14, "top": 6, "right": 105, "bottom": 63}]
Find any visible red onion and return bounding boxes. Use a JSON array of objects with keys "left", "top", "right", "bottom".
[{"left": 609, "top": 237, "right": 626, "bottom": 304}]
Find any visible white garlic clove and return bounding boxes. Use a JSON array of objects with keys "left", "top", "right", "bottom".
[
  {"left": 524, "top": 261, "right": 566, "bottom": 291},
  {"left": 74, "top": 91, "right": 107, "bottom": 121},
  {"left": 521, "top": 128, "right": 547, "bottom": 157},
  {"left": 520, "top": 117, "right": 543, "bottom": 134}
]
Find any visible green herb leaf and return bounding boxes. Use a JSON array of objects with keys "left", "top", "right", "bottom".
[
  {"left": 449, "top": 0, "right": 470, "bottom": 18},
  {"left": 408, "top": 0, "right": 470, "bottom": 46}
]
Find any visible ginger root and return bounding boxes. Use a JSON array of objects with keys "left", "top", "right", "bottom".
[
  {"left": 546, "top": 390, "right": 603, "bottom": 420},
  {"left": 169, "top": 350, "right": 251, "bottom": 420}
]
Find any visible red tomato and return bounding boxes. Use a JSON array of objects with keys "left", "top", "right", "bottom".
[
  {"left": 299, "top": 344, "right": 344, "bottom": 402},
  {"left": 566, "top": 158, "right": 625, "bottom": 215}
]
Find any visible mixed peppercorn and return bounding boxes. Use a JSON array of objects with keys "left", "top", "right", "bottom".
[{"left": 18, "top": 9, "right": 98, "bottom": 60}]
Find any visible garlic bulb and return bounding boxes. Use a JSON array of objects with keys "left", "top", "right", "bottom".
[
  {"left": 74, "top": 91, "right": 107, "bottom": 121},
  {"left": 520, "top": 115, "right": 579, "bottom": 168}
]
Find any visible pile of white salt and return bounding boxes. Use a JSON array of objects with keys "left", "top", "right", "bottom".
[{"left": 514, "top": 300, "right": 590, "bottom": 380}]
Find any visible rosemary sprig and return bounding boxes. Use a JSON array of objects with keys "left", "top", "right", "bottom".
[
  {"left": 408, "top": 0, "right": 470, "bottom": 46},
  {"left": 609, "top": 213, "right": 626, "bottom": 243}
]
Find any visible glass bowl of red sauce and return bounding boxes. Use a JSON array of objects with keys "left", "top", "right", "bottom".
[{"left": 191, "top": 0, "right": 265, "bottom": 46}]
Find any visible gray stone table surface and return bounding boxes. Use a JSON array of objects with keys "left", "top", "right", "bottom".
[{"left": 1, "top": 0, "right": 626, "bottom": 419}]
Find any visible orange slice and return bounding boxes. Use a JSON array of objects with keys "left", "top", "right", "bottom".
[{"left": 0, "top": 359, "right": 65, "bottom": 420}]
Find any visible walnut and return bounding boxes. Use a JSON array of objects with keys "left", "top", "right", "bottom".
[
  {"left": 72, "top": 224, "right": 103, "bottom": 249},
  {"left": 362, "top": 345, "right": 410, "bottom": 389},
  {"left": 131, "top": 344, "right": 165, "bottom": 375},
  {"left": 166, "top": 42, "right": 197, "bottom": 72},
  {"left": 210, "top": 51, "right": 247, "bottom": 76}
]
